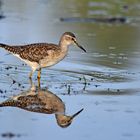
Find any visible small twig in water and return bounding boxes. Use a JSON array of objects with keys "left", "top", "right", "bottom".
[
  {"left": 8, "top": 76, "right": 21, "bottom": 87},
  {"left": 67, "top": 85, "right": 71, "bottom": 95},
  {"left": 12, "top": 79, "right": 16, "bottom": 84},
  {"left": 83, "top": 76, "right": 87, "bottom": 90}
]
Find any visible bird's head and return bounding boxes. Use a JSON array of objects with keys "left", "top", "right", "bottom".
[
  {"left": 60, "top": 32, "right": 86, "bottom": 52},
  {"left": 55, "top": 108, "right": 84, "bottom": 128}
]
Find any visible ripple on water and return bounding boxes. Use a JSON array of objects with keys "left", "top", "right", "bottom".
[{"left": 0, "top": 54, "right": 140, "bottom": 96}]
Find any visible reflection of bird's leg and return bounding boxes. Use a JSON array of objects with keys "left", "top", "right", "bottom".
[
  {"left": 29, "top": 77, "right": 36, "bottom": 92},
  {"left": 29, "top": 67, "right": 36, "bottom": 79},
  {"left": 29, "top": 70, "right": 33, "bottom": 79},
  {"left": 38, "top": 78, "right": 41, "bottom": 89},
  {"left": 29, "top": 77, "right": 33, "bottom": 85}
]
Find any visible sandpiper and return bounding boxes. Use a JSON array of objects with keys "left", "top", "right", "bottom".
[
  {"left": 0, "top": 32, "right": 86, "bottom": 79},
  {"left": 0, "top": 80, "right": 83, "bottom": 128}
]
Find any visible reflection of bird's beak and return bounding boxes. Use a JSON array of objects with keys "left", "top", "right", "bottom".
[
  {"left": 74, "top": 40, "right": 86, "bottom": 52},
  {"left": 71, "top": 108, "right": 84, "bottom": 119}
]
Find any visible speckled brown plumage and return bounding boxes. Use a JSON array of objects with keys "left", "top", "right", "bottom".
[
  {"left": 0, "top": 43, "right": 23, "bottom": 55},
  {"left": 0, "top": 80, "right": 83, "bottom": 128},
  {"left": 0, "top": 43, "right": 59, "bottom": 63},
  {"left": 19, "top": 43, "right": 60, "bottom": 63},
  {"left": 0, "top": 92, "right": 59, "bottom": 114},
  {"left": 0, "top": 32, "right": 86, "bottom": 79}
]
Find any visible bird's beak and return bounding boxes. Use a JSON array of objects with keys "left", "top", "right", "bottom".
[
  {"left": 74, "top": 40, "right": 86, "bottom": 52},
  {"left": 71, "top": 108, "right": 84, "bottom": 120}
]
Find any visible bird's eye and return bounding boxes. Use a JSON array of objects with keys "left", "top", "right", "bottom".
[
  {"left": 65, "top": 36, "right": 71, "bottom": 40},
  {"left": 71, "top": 38, "right": 75, "bottom": 41}
]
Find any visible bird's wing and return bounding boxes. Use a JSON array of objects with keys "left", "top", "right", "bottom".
[
  {"left": 0, "top": 94, "right": 44, "bottom": 107},
  {"left": 19, "top": 43, "right": 58, "bottom": 63},
  {"left": 15, "top": 94, "right": 51, "bottom": 113}
]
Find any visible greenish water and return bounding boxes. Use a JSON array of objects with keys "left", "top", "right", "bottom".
[{"left": 0, "top": 0, "right": 140, "bottom": 140}]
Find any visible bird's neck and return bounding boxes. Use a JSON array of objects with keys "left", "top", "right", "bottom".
[
  {"left": 59, "top": 40, "right": 69, "bottom": 53},
  {"left": 55, "top": 113, "right": 66, "bottom": 125}
]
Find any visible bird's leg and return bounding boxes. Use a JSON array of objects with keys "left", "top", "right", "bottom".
[{"left": 37, "top": 68, "right": 41, "bottom": 79}]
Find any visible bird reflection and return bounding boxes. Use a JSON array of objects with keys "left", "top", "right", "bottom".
[{"left": 0, "top": 79, "right": 83, "bottom": 128}]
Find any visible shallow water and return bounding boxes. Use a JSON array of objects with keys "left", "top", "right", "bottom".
[{"left": 0, "top": 0, "right": 140, "bottom": 140}]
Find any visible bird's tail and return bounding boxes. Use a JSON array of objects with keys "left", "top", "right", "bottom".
[{"left": 0, "top": 43, "right": 20, "bottom": 55}]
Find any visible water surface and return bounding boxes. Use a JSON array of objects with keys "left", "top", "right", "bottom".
[{"left": 0, "top": 0, "right": 140, "bottom": 140}]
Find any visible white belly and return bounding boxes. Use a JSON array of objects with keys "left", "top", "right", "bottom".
[{"left": 13, "top": 54, "right": 39, "bottom": 71}]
